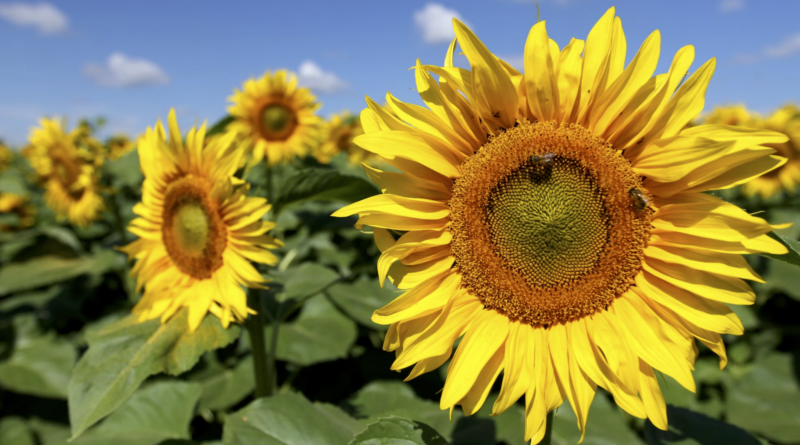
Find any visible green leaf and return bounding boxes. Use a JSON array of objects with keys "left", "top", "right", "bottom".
[
  {"left": 267, "top": 296, "right": 357, "bottom": 366},
  {"left": 349, "top": 417, "right": 449, "bottom": 445},
  {"left": 760, "top": 231, "right": 800, "bottom": 267},
  {"left": 762, "top": 257, "right": 800, "bottom": 301},
  {"left": 72, "top": 381, "right": 202, "bottom": 445},
  {"left": 644, "top": 405, "right": 761, "bottom": 445},
  {"left": 0, "top": 322, "right": 77, "bottom": 398},
  {"left": 0, "top": 286, "right": 61, "bottom": 312},
  {"left": 349, "top": 381, "right": 456, "bottom": 440},
  {"left": 768, "top": 208, "right": 800, "bottom": 240},
  {"left": 273, "top": 263, "right": 340, "bottom": 303},
  {"left": 68, "top": 310, "right": 240, "bottom": 440},
  {"left": 198, "top": 355, "right": 255, "bottom": 412},
  {"left": 27, "top": 418, "right": 70, "bottom": 445},
  {"left": 222, "top": 392, "right": 364, "bottom": 445},
  {"left": 0, "top": 416, "right": 35, "bottom": 445},
  {"left": 327, "top": 277, "right": 399, "bottom": 331},
  {"left": 273, "top": 168, "right": 378, "bottom": 214},
  {"left": 105, "top": 150, "right": 143, "bottom": 189},
  {"left": 552, "top": 395, "right": 645, "bottom": 445},
  {"left": 0, "top": 249, "right": 123, "bottom": 296},
  {"left": 726, "top": 353, "right": 800, "bottom": 443},
  {"left": 207, "top": 115, "right": 235, "bottom": 137}
]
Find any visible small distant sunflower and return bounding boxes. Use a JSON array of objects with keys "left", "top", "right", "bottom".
[
  {"left": 738, "top": 105, "right": 800, "bottom": 198},
  {"left": 105, "top": 135, "right": 136, "bottom": 161},
  {"left": 119, "top": 110, "right": 283, "bottom": 331},
  {"left": 228, "top": 70, "right": 322, "bottom": 166},
  {"left": 703, "top": 104, "right": 752, "bottom": 127},
  {"left": 314, "top": 113, "right": 371, "bottom": 164},
  {"left": 334, "top": 8, "right": 788, "bottom": 443},
  {"left": 24, "top": 118, "right": 104, "bottom": 227},
  {"left": 0, "top": 143, "right": 13, "bottom": 172},
  {"left": 0, "top": 193, "right": 35, "bottom": 231}
]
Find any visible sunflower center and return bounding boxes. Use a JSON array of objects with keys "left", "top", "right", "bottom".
[
  {"left": 162, "top": 175, "right": 227, "bottom": 279},
  {"left": 259, "top": 103, "right": 297, "bottom": 141},
  {"left": 449, "top": 121, "right": 652, "bottom": 326}
]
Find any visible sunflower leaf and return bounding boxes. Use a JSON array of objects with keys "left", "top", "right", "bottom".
[
  {"left": 273, "top": 168, "right": 378, "bottom": 214},
  {"left": 327, "top": 277, "right": 399, "bottom": 331},
  {"left": 759, "top": 231, "right": 800, "bottom": 267},
  {"left": 0, "top": 249, "right": 123, "bottom": 296},
  {"left": 349, "top": 417, "right": 450, "bottom": 445},
  {"left": 68, "top": 310, "right": 239, "bottom": 440},
  {"left": 222, "top": 392, "right": 364, "bottom": 445},
  {"left": 643, "top": 405, "right": 762, "bottom": 445},
  {"left": 0, "top": 416, "right": 35, "bottom": 445}
]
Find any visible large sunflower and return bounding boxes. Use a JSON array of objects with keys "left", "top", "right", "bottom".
[
  {"left": 228, "top": 70, "right": 322, "bottom": 166},
  {"left": 703, "top": 104, "right": 752, "bottom": 127},
  {"left": 334, "top": 8, "right": 788, "bottom": 442},
  {"left": 24, "top": 118, "right": 104, "bottom": 227},
  {"left": 119, "top": 110, "right": 283, "bottom": 331},
  {"left": 313, "top": 112, "right": 372, "bottom": 165},
  {"left": 736, "top": 105, "right": 800, "bottom": 199}
]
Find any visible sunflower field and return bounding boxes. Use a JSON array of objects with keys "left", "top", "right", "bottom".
[{"left": 2, "top": 6, "right": 800, "bottom": 445}]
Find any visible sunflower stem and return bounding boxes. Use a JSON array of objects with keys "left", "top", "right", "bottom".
[
  {"left": 246, "top": 288, "right": 271, "bottom": 398},
  {"left": 542, "top": 410, "right": 555, "bottom": 445}
]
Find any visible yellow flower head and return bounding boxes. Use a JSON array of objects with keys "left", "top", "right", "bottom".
[
  {"left": 106, "top": 134, "right": 136, "bottom": 161},
  {"left": 119, "top": 110, "right": 283, "bottom": 332},
  {"left": 0, "top": 193, "right": 36, "bottom": 231},
  {"left": 739, "top": 105, "right": 800, "bottom": 199},
  {"left": 228, "top": 70, "right": 322, "bottom": 166},
  {"left": 24, "top": 118, "right": 104, "bottom": 227},
  {"left": 703, "top": 104, "right": 752, "bottom": 127},
  {"left": 314, "top": 113, "right": 371, "bottom": 165},
  {"left": 334, "top": 8, "right": 789, "bottom": 443}
]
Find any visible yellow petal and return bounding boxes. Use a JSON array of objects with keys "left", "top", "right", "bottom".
[
  {"left": 576, "top": 7, "right": 616, "bottom": 124},
  {"left": 554, "top": 38, "right": 585, "bottom": 121},
  {"left": 353, "top": 131, "right": 462, "bottom": 178},
  {"left": 644, "top": 244, "right": 763, "bottom": 283},
  {"left": 644, "top": 258, "right": 755, "bottom": 305},
  {"left": 638, "top": 359, "right": 668, "bottom": 430},
  {"left": 372, "top": 270, "right": 460, "bottom": 323},
  {"left": 524, "top": 20, "right": 559, "bottom": 122},
  {"left": 493, "top": 322, "right": 533, "bottom": 415}
]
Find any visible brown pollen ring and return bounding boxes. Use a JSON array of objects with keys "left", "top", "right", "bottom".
[
  {"left": 162, "top": 175, "right": 227, "bottom": 279},
  {"left": 449, "top": 121, "right": 652, "bottom": 327},
  {"left": 253, "top": 98, "right": 298, "bottom": 142}
]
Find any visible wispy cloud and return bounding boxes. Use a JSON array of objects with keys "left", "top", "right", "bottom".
[
  {"left": 297, "top": 60, "right": 348, "bottom": 94},
  {"left": 719, "top": 0, "right": 745, "bottom": 13},
  {"left": 734, "top": 31, "right": 800, "bottom": 64},
  {"left": 414, "top": 3, "right": 468, "bottom": 44},
  {"left": 83, "top": 53, "right": 170, "bottom": 87},
  {"left": 501, "top": 55, "right": 525, "bottom": 72},
  {"left": 0, "top": 2, "right": 67, "bottom": 35}
]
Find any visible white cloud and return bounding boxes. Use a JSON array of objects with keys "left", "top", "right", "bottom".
[
  {"left": 0, "top": 2, "right": 67, "bottom": 34},
  {"left": 414, "top": 3, "right": 467, "bottom": 44},
  {"left": 764, "top": 32, "right": 800, "bottom": 58},
  {"left": 501, "top": 55, "right": 525, "bottom": 72},
  {"left": 297, "top": 60, "right": 348, "bottom": 94},
  {"left": 83, "top": 53, "right": 169, "bottom": 87},
  {"left": 719, "top": 0, "right": 744, "bottom": 12}
]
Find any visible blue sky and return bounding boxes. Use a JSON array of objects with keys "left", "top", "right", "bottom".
[{"left": 1, "top": 0, "right": 799, "bottom": 146}]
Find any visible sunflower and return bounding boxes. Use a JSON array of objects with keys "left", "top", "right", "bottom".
[
  {"left": 119, "top": 110, "right": 283, "bottom": 331},
  {"left": 24, "top": 118, "right": 104, "bottom": 227},
  {"left": 228, "top": 70, "right": 322, "bottom": 166},
  {"left": 736, "top": 105, "right": 800, "bottom": 199},
  {"left": 333, "top": 8, "right": 788, "bottom": 443},
  {"left": 0, "top": 193, "right": 35, "bottom": 231},
  {"left": 105, "top": 134, "right": 136, "bottom": 161},
  {"left": 313, "top": 112, "right": 373, "bottom": 164},
  {"left": 703, "top": 104, "right": 752, "bottom": 127}
]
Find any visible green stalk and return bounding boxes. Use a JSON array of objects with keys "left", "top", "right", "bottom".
[
  {"left": 246, "top": 288, "right": 271, "bottom": 398},
  {"left": 542, "top": 410, "right": 555, "bottom": 445}
]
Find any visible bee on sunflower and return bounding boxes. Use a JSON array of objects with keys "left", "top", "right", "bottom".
[
  {"left": 23, "top": 118, "right": 104, "bottom": 227},
  {"left": 334, "top": 8, "right": 789, "bottom": 443},
  {"left": 228, "top": 70, "right": 322, "bottom": 166},
  {"left": 119, "top": 110, "right": 282, "bottom": 331}
]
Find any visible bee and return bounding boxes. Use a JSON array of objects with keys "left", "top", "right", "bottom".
[
  {"left": 529, "top": 152, "right": 555, "bottom": 166},
  {"left": 629, "top": 188, "right": 651, "bottom": 214}
]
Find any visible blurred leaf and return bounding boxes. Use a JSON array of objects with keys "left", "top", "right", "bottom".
[
  {"left": 273, "top": 168, "right": 378, "bottom": 214},
  {"left": 763, "top": 258, "right": 800, "bottom": 301},
  {"left": 268, "top": 296, "right": 357, "bottom": 366},
  {"left": 726, "top": 353, "right": 800, "bottom": 443},
  {"left": 644, "top": 405, "right": 761, "bottom": 444},
  {"left": 106, "top": 150, "right": 143, "bottom": 189},
  {"left": 198, "top": 355, "right": 255, "bottom": 412},
  {"left": 207, "top": 115, "right": 234, "bottom": 137},
  {"left": 658, "top": 373, "right": 723, "bottom": 419},
  {"left": 0, "top": 416, "right": 35, "bottom": 445},
  {"left": 327, "top": 277, "right": 399, "bottom": 331},
  {"left": 760, "top": 231, "right": 800, "bottom": 268},
  {"left": 0, "top": 316, "right": 77, "bottom": 398},
  {"left": 73, "top": 381, "right": 202, "bottom": 445},
  {"left": 68, "top": 310, "right": 240, "bottom": 440},
  {"left": 222, "top": 392, "right": 364, "bottom": 445},
  {"left": 272, "top": 263, "right": 340, "bottom": 303},
  {"left": 0, "top": 249, "right": 122, "bottom": 296},
  {"left": 0, "top": 285, "right": 61, "bottom": 312},
  {"left": 349, "top": 381, "right": 456, "bottom": 439},
  {"left": 769, "top": 208, "right": 800, "bottom": 240},
  {"left": 451, "top": 417, "right": 495, "bottom": 445},
  {"left": 552, "top": 395, "right": 645, "bottom": 445},
  {"left": 349, "top": 417, "right": 449, "bottom": 445},
  {"left": 728, "top": 304, "right": 759, "bottom": 329},
  {"left": 0, "top": 168, "right": 29, "bottom": 195}
]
